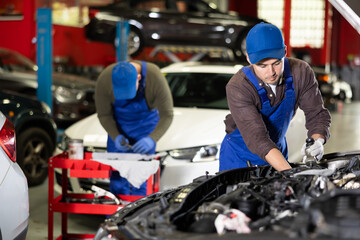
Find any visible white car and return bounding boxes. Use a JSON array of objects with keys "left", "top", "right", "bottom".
[
  {"left": 58, "top": 62, "right": 306, "bottom": 191},
  {"left": 0, "top": 111, "right": 29, "bottom": 240}
]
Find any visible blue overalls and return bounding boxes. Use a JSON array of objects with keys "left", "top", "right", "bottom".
[
  {"left": 107, "top": 61, "right": 159, "bottom": 195},
  {"left": 219, "top": 58, "right": 295, "bottom": 171}
]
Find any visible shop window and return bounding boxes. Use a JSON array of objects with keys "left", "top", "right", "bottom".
[
  {"left": 52, "top": 1, "right": 88, "bottom": 26},
  {"left": 258, "top": 0, "right": 284, "bottom": 29},
  {"left": 258, "top": 0, "right": 325, "bottom": 48}
]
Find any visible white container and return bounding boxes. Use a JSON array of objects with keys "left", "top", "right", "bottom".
[{"left": 68, "top": 139, "right": 84, "bottom": 159}]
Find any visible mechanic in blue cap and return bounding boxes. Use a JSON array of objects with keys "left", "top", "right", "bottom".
[
  {"left": 219, "top": 22, "right": 331, "bottom": 171},
  {"left": 95, "top": 61, "right": 173, "bottom": 195}
]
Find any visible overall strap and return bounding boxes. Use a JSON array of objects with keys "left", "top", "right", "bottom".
[
  {"left": 283, "top": 58, "right": 294, "bottom": 91},
  {"left": 141, "top": 61, "right": 147, "bottom": 79},
  {"left": 242, "top": 66, "right": 270, "bottom": 106}
]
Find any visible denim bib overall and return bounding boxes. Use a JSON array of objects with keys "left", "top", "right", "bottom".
[
  {"left": 219, "top": 58, "right": 295, "bottom": 171},
  {"left": 107, "top": 61, "right": 159, "bottom": 195}
]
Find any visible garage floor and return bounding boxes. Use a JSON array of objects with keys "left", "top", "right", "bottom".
[{"left": 27, "top": 101, "right": 360, "bottom": 240}]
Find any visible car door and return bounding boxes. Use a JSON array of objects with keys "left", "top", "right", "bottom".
[{"left": 129, "top": 0, "right": 229, "bottom": 46}]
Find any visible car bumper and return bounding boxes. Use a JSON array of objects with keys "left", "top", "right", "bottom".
[{"left": 0, "top": 162, "right": 29, "bottom": 240}]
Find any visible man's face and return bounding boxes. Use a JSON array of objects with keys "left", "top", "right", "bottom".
[
  {"left": 252, "top": 58, "right": 285, "bottom": 85},
  {"left": 130, "top": 62, "right": 142, "bottom": 90}
]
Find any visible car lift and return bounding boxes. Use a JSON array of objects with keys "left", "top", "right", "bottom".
[{"left": 149, "top": 44, "right": 235, "bottom": 62}]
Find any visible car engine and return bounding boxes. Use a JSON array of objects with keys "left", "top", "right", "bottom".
[{"left": 95, "top": 151, "right": 360, "bottom": 240}]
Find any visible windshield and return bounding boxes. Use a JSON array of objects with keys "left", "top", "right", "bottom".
[{"left": 165, "top": 72, "right": 230, "bottom": 109}]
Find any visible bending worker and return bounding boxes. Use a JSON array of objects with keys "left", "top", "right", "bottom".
[
  {"left": 220, "top": 22, "right": 331, "bottom": 171},
  {"left": 95, "top": 60, "right": 173, "bottom": 195}
]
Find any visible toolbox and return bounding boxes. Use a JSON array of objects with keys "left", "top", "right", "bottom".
[{"left": 48, "top": 151, "right": 160, "bottom": 240}]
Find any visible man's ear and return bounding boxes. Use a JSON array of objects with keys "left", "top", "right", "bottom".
[
  {"left": 246, "top": 53, "right": 252, "bottom": 65},
  {"left": 284, "top": 46, "right": 287, "bottom": 57}
]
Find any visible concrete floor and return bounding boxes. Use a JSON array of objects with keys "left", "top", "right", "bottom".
[{"left": 27, "top": 101, "right": 360, "bottom": 240}]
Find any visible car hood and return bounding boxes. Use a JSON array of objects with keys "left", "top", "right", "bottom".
[
  {"left": 95, "top": 151, "right": 360, "bottom": 240},
  {"left": 64, "top": 107, "right": 230, "bottom": 151},
  {"left": 0, "top": 90, "right": 43, "bottom": 110},
  {"left": 52, "top": 72, "right": 95, "bottom": 91},
  {"left": 8, "top": 71, "right": 95, "bottom": 91},
  {"left": 157, "top": 107, "right": 229, "bottom": 151}
]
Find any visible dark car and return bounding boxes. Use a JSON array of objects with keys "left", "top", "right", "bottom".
[
  {"left": 0, "top": 90, "right": 57, "bottom": 186},
  {"left": 93, "top": 150, "right": 360, "bottom": 240},
  {"left": 0, "top": 47, "right": 96, "bottom": 128},
  {"left": 84, "top": 0, "right": 264, "bottom": 60},
  {"left": 314, "top": 66, "right": 353, "bottom": 109}
]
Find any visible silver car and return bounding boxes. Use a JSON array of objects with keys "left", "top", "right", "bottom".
[{"left": 0, "top": 111, "right": 29, "bottom": 240}]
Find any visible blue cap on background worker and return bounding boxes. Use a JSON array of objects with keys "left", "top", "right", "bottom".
[
  {"left": 95, "top": 59, "right": 174, "bottom": 196},
  {"left": 111, "top": 62, "right": 138, "bottom": 100}
]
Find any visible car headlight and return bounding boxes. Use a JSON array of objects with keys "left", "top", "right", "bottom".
[
  {"left": 169, "top": 144, "right": 220, "bottom": 162},
  {"left": 54, "top": 86, "right": 86, "bottom": 103}
]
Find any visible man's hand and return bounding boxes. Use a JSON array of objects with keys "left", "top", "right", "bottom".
[
  {"left": 115, "top": 135, "right": 131, "bottom": 152},
  {"left": 301, "top": 138, "right": 324, "bottom": 162},
  {"left": 132, "top": 137, "right": 155, "bottom": 154}
]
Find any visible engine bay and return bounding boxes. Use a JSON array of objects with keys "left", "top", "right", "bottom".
[{"left": 98, "top": 151, "right": 360, "bottom": 239}]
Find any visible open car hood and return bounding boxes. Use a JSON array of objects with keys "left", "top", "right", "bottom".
[{"left": 95, "top": 150, "right": 360, "bottom": 240}]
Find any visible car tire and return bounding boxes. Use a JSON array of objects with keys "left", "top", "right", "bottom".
[
  {"left": 112, "top": 27, "right": 144, "bottom": 57},
  {"left": 16, "top": 127, "right": 54, "bottom": 186},
  {"left": 233, "top": 29, "right": 250, "bottom": 61},
  {"left": 338, "top": 90, "right": 346, "bottom": 101},
  {"left": 127, "top": 27, "right": 144, "bottom": 57}
]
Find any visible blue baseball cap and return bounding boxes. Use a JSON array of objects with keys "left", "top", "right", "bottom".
[
  {"left": 246, "top": 22, "right": 286, "bottom": 64},
  {"left": 112, "top": 62, "right": 138, "bottom": 100}
]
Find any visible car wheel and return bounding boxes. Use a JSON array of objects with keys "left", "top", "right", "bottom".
[
  {"left": 16, "top": 127, "right": 54, "bottom": 186},
  {"left": 338, "top": 90, "right": 346, "bottom": 101},
  {"left": 113, "top": 27, "right": 144, "bottom": 57},
  {"left": 127, "top": 28, "right": 144, "bottom": 57},
  {"left": 233, "top": 29, "right": 250, "bottom": 61}
]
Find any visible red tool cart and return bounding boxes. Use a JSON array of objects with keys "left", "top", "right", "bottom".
[{"left": 48, "top": 151, "right": 160, "bottom": 240}]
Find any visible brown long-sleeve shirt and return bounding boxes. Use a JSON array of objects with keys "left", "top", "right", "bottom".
[
  {"left": 95, "top": 61, "right": 174, "bottom": 142},
  {"left": 225, "top": 57, "right": 331, "bottom": 160}
]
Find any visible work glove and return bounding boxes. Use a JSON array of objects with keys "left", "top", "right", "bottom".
[
  {"left": 301, "top": 138, "right": 325, "bottom": 162},
  {"left": 114, "top": 135, "right": 131, "bottom": 152},
  {"left": 132, "top": 136, "right": 155, "bottom": 154}
]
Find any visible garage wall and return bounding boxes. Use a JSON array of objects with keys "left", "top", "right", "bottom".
[
  {"left": 52, "top": 24, "right": 115, "bottom": 66},
  {"left": 0, "top": 0, "right": 36, "bottom": 60},
  {"left": 1, "top": 0, "right": 360, "bottom": 68},
  {"left": 229, "top": 0, "right": 360, "bottom": 67}
]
